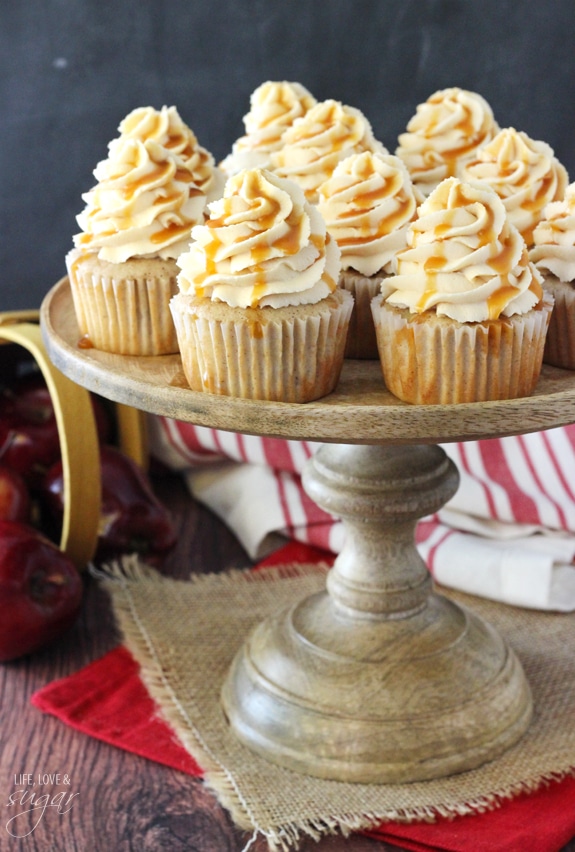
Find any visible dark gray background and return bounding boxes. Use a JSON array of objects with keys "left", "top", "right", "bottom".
[{"left": 2, "top": 0, "right": 575, "bottom": 310}]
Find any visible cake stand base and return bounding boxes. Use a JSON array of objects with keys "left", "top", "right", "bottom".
[{"left": 221, "top": 443, "right": 533, "bottom": 783}]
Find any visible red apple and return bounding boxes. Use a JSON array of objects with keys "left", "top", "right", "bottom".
[
  {"left": 0, "top": 380, "right": 61, "bottom": 484},
  {"left": 0, "top": 521, "right": 83, "bottom": 662},
  {"left": 0, "top": 373, "right": 112, "bottom": 484},
  {"left": 41, "top": 445, "right": 177, "bottom": 562},
  {"left": 0, "top": 465, "right": 31, "bottom": 523}
]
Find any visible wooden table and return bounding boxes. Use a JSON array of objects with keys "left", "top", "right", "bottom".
[{"left": 0, "top": 470, "right": 574, "bottom": 851}]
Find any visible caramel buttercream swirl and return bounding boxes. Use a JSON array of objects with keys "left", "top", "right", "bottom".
[
  {"left": 461, "top": 127, "right": 569, "bottom": 245},
  {"left": 176, "top": 168, "right": 341, "bottom": 309},
  {"left": 530, "top": 182, "right": 575, "bottom": 282},
  {"left": 118, "top": 105, "right": 224, "bottom": 201},
  {"left": 385, "top": 177, "right": 543, "bottom": 322},
  {"left": 74, "top": 136, "right": 207, "bottom": 262},
  {"left": 317, "top": 151, "right": 422, "bottom": 277},
  {"left": 395, "top": 87, "right": 499, "bottom": 197},
  {"left": 221, "top": 81, "right": 317, "bottom": 175},
  {"left": 269, "top": 99, "right": 388, "bottom": 201}
]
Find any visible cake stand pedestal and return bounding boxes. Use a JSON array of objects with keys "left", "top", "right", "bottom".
[
  {"left": 41, "top": 277, "right": 575, "bottom": 784},
  {"left": 221, "top": 442, "right": 531, "bottom": 782}
]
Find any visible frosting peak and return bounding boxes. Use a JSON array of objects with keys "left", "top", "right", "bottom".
[
  {"left": 118, "top": 105, "right": 224, "bottom": 202},
  {"left": 461, "top": 127, "right": 569, "bottom": 245},
  {"left": 385, "top": 177, "right": 543, "bottom": 322},
  {"left": 530, "top": 181, "right": 575, "bottom": 281},
  {"left": 176, "top": 168, "right": 340, "bottom": 309},
  {"left": 73, "top": 105, "right": 228, "bottom": 262},
  {"left": 317, "top": 151, "right": 422, "bottom": 276},
  {"left": 270, "top": 99, "right": 388, "bottom": 201},
  {"left": 396, "top": 87, "right": 499, "bottom": 197},
  {"left": 220, "top": 81, "right": 316, "bottom": 175},
  {"left": 74, "top": 135, "right": 208, "bottom": 263}
]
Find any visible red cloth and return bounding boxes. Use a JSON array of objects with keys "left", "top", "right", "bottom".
[
  {"left": 31, "top": 644, "right": 201, "bottom": 777},
  {"left": 31, "top": 543, "right": 575, "bottom": 852}
]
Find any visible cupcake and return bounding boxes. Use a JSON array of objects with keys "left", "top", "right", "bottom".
[
  {"left": 270, "top": 99, "right": 388, "bottom": 203},
  {"left": 371, "top": 177, "right": 553, "bottom": 404},
  {"left": 530, "top": 182, "right": 575, "bottom": 368},
  {"left": 396, "top": 87, "right": 499, "bottom": 198},
  {"left": 220, "top": 81, "right": 316, "bottom": 176},
  {"left": 66, "top": 106, "right": 217, "bottom": 356},
  {"left": 461, "top": 127, "right": 569, "bottom": 246},
  {"left": 317, "top": 151, "right": 423, "bottom": 358},
  {"left": 171, "top": 167, "right": 353, "bottom": 402}
]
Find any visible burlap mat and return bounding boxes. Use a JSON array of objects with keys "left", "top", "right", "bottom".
[{"left": 96, "top": 558, "right": 575, "bottom": 851}]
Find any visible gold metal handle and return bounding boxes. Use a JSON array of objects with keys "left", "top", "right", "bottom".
[{"left": 0, "top": 314, "right": 100, "bottom": 568}]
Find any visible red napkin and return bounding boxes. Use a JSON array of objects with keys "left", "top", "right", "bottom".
[{"left": 32, "top": 543, "right": 575, "bottom": 852}]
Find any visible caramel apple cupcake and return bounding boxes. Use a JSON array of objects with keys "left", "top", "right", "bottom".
[
  {"left": 270, "top": 99, "right": 387, "bottom": 203},
  {"left": 66, "top": 107, "right": 215, "bottom": 355},
  {"left": 171, "top": 167, "right": 353, "bottom": 402},
  {"left": 317, "top": 151, "right": 422, "bottom": 358},
  {"left": 530, "top": 182, "right": 575, "bottom": 368},
  {"left": 396, "top": 87, "right": 499, "bottom": 198},
  {"left": 461, "top": 127, "right": 569, "bottom": 246},
  {"left": 371, "top": 177, "right": 553, "bottom": 404},
  {"left": 220, "top": 81, "right": 316, "bottom": 176}
]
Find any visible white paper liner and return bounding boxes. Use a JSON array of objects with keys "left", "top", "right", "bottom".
[
  {"left": 371, "top": 296, "right": 554, "bottom": 404},
  {"left": 541, "top": 276, "right": 575, "bottom": 369},
  {"left": 338, "top": 270, "right": 383, "bottom": 359},
  {"left": 170, "top": 291, "right": 353, "bottom": 402},
  {"left": 67, "top": 257, "right": 179, "bottom": 355}
]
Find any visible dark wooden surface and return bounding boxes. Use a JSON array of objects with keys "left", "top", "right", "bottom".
[{"left": 1, "top": 471, "right": 574, "bottom": 852}]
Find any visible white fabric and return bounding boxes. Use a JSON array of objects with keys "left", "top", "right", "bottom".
[{"left": 148, "top": 416, "right": 575, "bottom": 611}]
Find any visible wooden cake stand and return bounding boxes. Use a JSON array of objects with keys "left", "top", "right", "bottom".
[{"left": 41, "top": 277, "right": 575, "bottom": 785}]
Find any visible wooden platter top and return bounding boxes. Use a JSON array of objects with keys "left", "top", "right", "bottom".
[{"left": 40, "top": 277, "right": 575, "bottom": 445}]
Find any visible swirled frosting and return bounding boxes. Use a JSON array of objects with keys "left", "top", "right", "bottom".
[
  {"left": 220, "top": 81, "right": 316, "bottom": 175},
  {"left": 317, "top": 151, "right": 422, "bottom": 276},
  {"left": 461, "top": 127, "right": 569, "bottom": 245},
  {"left": 74, "top": 135, "right": 208, "bottom": 262},
  {"left": 385, "top": 177, "right": 544, "bottom": 322},
  {"left": 396, "top": 88, "right": 499, "bottom": 197},
  {"left": 270, "top": 99, "right": 387, "bottom": 201},
  {"left": 118, "top": 105, "right": 224, "bottom": 201},
  {"left": 530, "top": 182, "right": 575, "bottom": 282},
  {"left": 176, "top": 168, "right": 340, "bottom": 309}
]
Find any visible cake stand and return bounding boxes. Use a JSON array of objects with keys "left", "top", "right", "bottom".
[{"left": 41, "top": 277, "right": 575, "bottom": 784}]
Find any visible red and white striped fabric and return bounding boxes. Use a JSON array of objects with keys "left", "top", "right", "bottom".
[{"left": 148, "top": 416, "right": 575, "bottom": 611}]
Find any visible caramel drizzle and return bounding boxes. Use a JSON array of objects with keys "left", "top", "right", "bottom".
[
  {"left": 336, "top": 196, "right": 414, "bottom": 246},
  {"left": 150, "top": 222, "right": 191, "bottom": 245},
  {"left": 415, "top": 186, "right": 530, "bottom": 317},
  {"left": 120, "top": 161, "right": 174, "bottom": 200}
]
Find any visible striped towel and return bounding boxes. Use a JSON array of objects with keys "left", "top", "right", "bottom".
[{"left": 148, "top": 417, "right": 575, "bottom": 611}]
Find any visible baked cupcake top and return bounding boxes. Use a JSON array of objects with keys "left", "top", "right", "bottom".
[
  {"left": 270, "top": 99, "right": 387, "bottom": 202},
  {"left": 460, "top": 127, "right": 569, "bottom": 246},
  {"left": 118, "top": 105, "right": 224, "bottom": 202},
  {"left": 395, "top": 88, "right": 499, "bottom": 197},
  {"left": 384, "top": 176, "right": 543, "bottom": 322},
  {"left": 176, "top": 167, "right": 341, "bottom": 309},
  {"left": 530, "top": 182, "right": 575, "bottom": 282},
  {"left": 316, "top": 151, "right": 422, "bottom": 277},
  {"left": 220, "top": 81, "right": 316, "bottom": 175}
]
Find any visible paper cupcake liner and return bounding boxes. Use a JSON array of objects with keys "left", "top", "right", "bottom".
[
  {"left": 541, "top": 276, "right": 575, "bottom": 370},
  {"left": 371, "top": 296, "right": 554, "bottom": 405},
  {"left": 338, "top": 270, "right": 383, "bottom": 360},
  {"left": 170, "top": 290, "right": 354, "bottom": 402},
  {"left": 66, "top": 252, "right": 179, "bottom": 356}
]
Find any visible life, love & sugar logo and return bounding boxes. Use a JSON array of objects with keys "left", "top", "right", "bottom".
[{"left": 5, "top": 772, "right": 79, "bottom": 838}]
